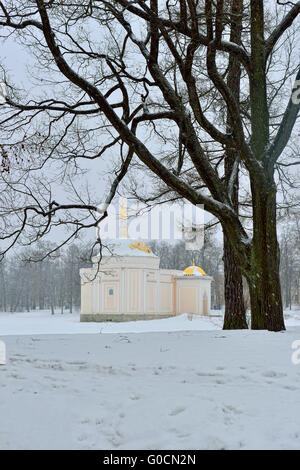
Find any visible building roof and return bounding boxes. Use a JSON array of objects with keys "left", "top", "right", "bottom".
[{"left": 183, "top": 259, "right": 207, "bottom": 276}]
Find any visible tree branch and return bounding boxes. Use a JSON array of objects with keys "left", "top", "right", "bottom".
[
  {"left": 265, "top": 1, "right": 300, "bottom": 61},
  {"left": 268, "top": 68, "right": 300, "bottom": 164}
]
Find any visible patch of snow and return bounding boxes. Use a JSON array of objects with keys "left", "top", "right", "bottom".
[
  {"left": 0, "top": 310, "right": 223, "bottom": 336},
  {"left": 1, "top": 308, "right": 300, "bottom": 449},
  {"left": 1, "top": 325, "right": 300, "bottom": 449},
  {"left": 0, "top": 308, "right": 299, "bottom": 336}
]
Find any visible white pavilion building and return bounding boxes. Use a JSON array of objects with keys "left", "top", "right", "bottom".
[{"left": 80, "top": 202, "right": 213, "bottom": 322}]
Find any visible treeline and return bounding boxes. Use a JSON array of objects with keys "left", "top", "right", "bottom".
[
  {"left": 0, "top": 243, "right": 92, "bottom": 314},
  {"left": 279, "top": 215, "right": 300, "bottom": 309},
  {"left": 0, "top": 218, "right": 299, "bottom": 314}
]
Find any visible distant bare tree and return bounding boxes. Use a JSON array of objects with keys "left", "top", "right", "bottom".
[
  {"left": 280, "top": 211, "right": 300, "bottom": 308},
  {"left": 0, "top": 241, "right": 92, "bottom": 313},
  {"left": 0, "top": 257, "right": 7, "bottom": 312}
]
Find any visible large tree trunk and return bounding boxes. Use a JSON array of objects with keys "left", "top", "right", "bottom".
[
  {"left": 223, "top": 0, "right": 247, "bottom": 330},
  {"left": 245, "top": 0, "right": 285, "bottom": 331},
  {"left": 223, "top": 233, "right": 248, "bottom": 329},
  {"left": 248, "top": 180, "right": 285, "bottom": 331}
]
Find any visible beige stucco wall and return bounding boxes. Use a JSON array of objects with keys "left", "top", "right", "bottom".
[
  {"left": 80, "top": 255, "right": 165, "bottom": 317},
  {"left": 80, "top": 258, "right": 212, "bottom": 320},
  {"left": 175, "top": 276, "right": 213, "bottom": 315}
]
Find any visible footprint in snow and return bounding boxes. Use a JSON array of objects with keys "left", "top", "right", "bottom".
[
  {"left": 262, "top": 370, "right": 287, "bottom": 378},
  {"left": 114, "top": 335, "right": 131, "bottom": 343},
  {"left": 169, "top": 406, "right": 185, "bottom": 416},
  {"left": 215, "top": 379, "right": 226, "bottom": 384},
  {"left": 283, "top": 385, "right": 298, "bottom": 391},
  {"left": 169, "top": 428, "right": 190, "bottom": 439},
  {"left": 197, "top": 371, "right": 220, "bottom": 377},
  {"left": 80, "top": 418, "right": 90, "bottom": 424},
  {"left": 8, "top": 373, "right": 25, "bottom": 380},
  {"left": 222, "top": 404, "right": 242, "bottom": 415},
  {"left": 67, "top": 361, "right": 88, "bottom": 366},
  {"left": 129, "top": 394, "right": 140, "bottom": 400}
]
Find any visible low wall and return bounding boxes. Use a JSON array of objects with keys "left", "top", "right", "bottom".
[{"left": 80, "top": 313, "right": 175, "bottom": 322}]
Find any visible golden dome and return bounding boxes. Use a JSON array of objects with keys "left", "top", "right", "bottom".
[{"left": 183, "top": 258, "right": 206, "bottom": 276}]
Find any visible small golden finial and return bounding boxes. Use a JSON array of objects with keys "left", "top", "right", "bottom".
[{"left": 193, "top": 257, "right": 195, "bottom": 266}]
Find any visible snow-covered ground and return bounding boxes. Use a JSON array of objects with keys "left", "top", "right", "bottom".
[
  {"left": 1, "top": 309, "right": 300, "bottom": 449},
  {"left": 0, "top": 309, "right": 224, "bottom": 335},
  {"left": 0, "top": 308, "right": 300, "bottom": 336}
]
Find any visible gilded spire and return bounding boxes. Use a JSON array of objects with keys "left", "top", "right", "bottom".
[
  {"left": 120, "top": 198, "right": 127, "bottom": 220},
  {"left": 119, "top": 197, "right": 128, "bottom": 238}
]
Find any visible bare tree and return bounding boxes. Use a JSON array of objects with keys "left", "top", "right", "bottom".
[
  {"left": 279, "top": 211, "right": 300, "bottom": 309},
  {"left": 1, "top": 1, "right": 300, "bottom": 330},
  {"left": 0, "top": 241, "right": 92, "bottom": 313}
]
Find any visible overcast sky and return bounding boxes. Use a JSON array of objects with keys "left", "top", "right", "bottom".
[{"left": 1, "top": 2, "right": 298, "bottom": 251}]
